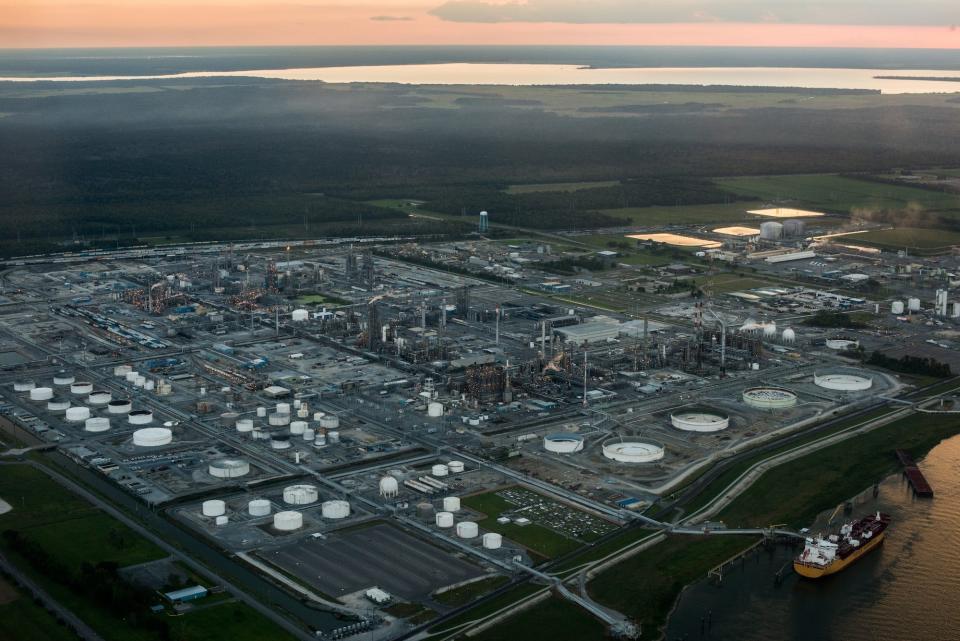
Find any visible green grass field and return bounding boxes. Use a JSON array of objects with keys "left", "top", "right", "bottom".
[
  {"left": 717, "top": 174, "right": 960, "bottom": 214},
  {"left": 0, "top": 578, "right": 79, "bottom": 641},
  {"left": 837, "top": 227, "right": 960, "bottom": 252},
  {"left": 461, "top": 491, "right": 583, "bottom": 560},
  {"left": 432, "top": 575, "right": 509, "bottom": 607},
  {"left": 467, "top": 595, "right": 608, "bottom": 641},
  {"left": 165, "top": 601, "right": 299, "bottom": 641}
]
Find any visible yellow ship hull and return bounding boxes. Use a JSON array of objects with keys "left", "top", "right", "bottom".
[{"left": 794, "top": 532, "right": 885, "bottom": 579}]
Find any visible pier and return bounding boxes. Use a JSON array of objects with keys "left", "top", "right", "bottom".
[{"left": 895, "top": 449, "right": 934, "bottom": 498}]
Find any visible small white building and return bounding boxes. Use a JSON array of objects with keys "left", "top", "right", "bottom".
[{"left": 365, "top": 587, "right": 392, "bottom": 605}]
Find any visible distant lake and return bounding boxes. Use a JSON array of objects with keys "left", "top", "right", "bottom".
[{"left": 2, "top": 64, "right": 960, "bottom": 93}]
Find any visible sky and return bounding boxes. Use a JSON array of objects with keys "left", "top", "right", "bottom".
[{"left": 3, "top": 0, "right": 960, "bottom": 49}]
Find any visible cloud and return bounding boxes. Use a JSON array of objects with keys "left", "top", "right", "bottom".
[
  {"left": 370, "top": 15, "right": 415, "bottom": 21},
  {"left": 429, "top": 0, "right": 960, "bottom": 26}
]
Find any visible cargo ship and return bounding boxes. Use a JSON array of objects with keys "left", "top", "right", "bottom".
[{"left": 794, "top": 512, "right": 891, "bottom": 579}]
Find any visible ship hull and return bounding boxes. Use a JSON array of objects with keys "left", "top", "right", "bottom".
[{"left": 794, "top": 531, "right": 885, "bottom": 579}]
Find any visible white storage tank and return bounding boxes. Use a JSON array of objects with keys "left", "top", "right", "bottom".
[
  {"left": 53, "top": 372, "right": 75, "bottom": 386},
  {"left": 319, "top": 415, "right": 340, "bottom": 429},
  {"left": 84, "top": 417, "right": 110, "bottom": 433},
  {"left": 431, "top": 464, "right": 449, "bottom": 477},
  {"left": 88, "top": 391, "right": 112, "bottom": 405},
  {"left": 448, "top": 461, "right": 465, "bottom": 474},
  {"left": 291, "top": 309, "right": 309, "bottom": 322},
  {"left": 113, "top": 365, "right": 132, "bottom": 377},
  {"left": 133, "top": 427, "right": 172, "bottom": 447},
  {"left": 313, "top": 412, "right": 325, "bottom": 421},
  {"left": 248, "top": 499, "right": 272, "bottom": 517},
  {"left": 107, "top": 399, "right": 132, "bottom": 414},
  {"left": 443, "top": 496, "right": 461, "bottom": 512},
  {"left": 427, "top": 402, "right": 444, "bottom": 418},
  {"left": 236, "top": 419, "right": 254, "bottom": 434},
  {"left": 435, "top": 511, "right": 454, "bottom": 528},
  {"left": 271, "top": 434, "right": 292, "bottom": 450},
  {"left": 125, "top": 371, "right": 139, "bottom": 383},
  {"left": 256, "top": 406, "right": 267, "bottom": 418},
  {"left": 13, "top": 381, "right": 35, "bottom": 393},
  {"left": 276, "top": 402, "right": 291, "bottom": 415},
  {"left": 283, "top": 484, "right": 319, "bottom": 505},
  {"left": 202, "top": 499, "right": 226, "bottom": 517},
  {"left": 908, "top": 297, "right": 921, "bottom": 312},
  {"left": 290, "top": 421, "right": 307, "bottom": 435},
  {"left": 128, "top": 410, "right": 153, "bottom": 425},
  {"left": 215, "top": 515, "right": 229, "bottom": 526},
  {"left": 268, "top": 412, "right": 290, "bottom": 426},
  {"left": 456, "top": 521, "right": 479, "bottom": 539},
  {"left": 69, "top": 382, "right": 93, "bottom": 395},
  {"left": 379, "top": 476, "right": 399, "bottom": 498},
  {"left": 47, "top": 399, "right": 70, "bottom": 412},
  {"left": 327, "top": 431, "right": 340, "bottom": 444},
  {"left": 208, "top": 459, "right": 250, "bottom": 479},
  {"left": 273, "top": 510, "right": 303, "bottom": 531},
  {"left": 321, "top": 500, "right": 350, "bottom": 519},
  {"left": 782, "top": 328, "right": 796, "bottom": 343},
  {"left": 303, "top": 428, "right": 315, "bottom": 441},
  {"left": 759, "top": 221, "right": 784, "bottom": 241},
  {"left": 65, "top": 406, "right": 91, "bottom": 422},
  {"left": 29, "top": 387, "right": 53, "bottom": 401},
  {"left": 891, "top": 300, "right": 905, "bottom": 315},
  {"left": 482, "top": 532, "right": 503, "bottom": 549}
]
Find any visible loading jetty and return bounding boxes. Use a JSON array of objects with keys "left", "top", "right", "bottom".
[{"left": 895, "top": 449, "right": 934, "bottom": 498}]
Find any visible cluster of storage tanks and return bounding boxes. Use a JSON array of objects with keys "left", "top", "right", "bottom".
[
  {"left": 197, "top": 485, "right": 352, "bottom": 532},
  {"left": 432, "top": 495, "right": 502, "bottom": 549},
  {"left": 15, "top": 371, "right": 171, "bottom": 443},
  {"left": 235, "top": 402, "right": 341, "bottom": 451},
  {"left": 112, "top": 365, "right": 170, "bottom": 394}
]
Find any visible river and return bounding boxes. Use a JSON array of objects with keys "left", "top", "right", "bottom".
[
  {"left": 2, "top": 64, "right": 960, "bottom": 94},
  {"left": 666, "top": 434, "right": 960, "bottom": 641}
]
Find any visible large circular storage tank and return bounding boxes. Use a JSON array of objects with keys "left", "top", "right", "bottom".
[
  {"left": 303, "top": 428, "right": 315, "bottom": 441},
  {"left": 46, "top": 399, "right": 71, "bottom": 412},
  {"left": 125, "top": 371, "right": 139, "bottom": 383},
  {"left": 321, "top": 500, "right": 350, "bottom": 519},
  {"left": 208, "top": 459, "right": 250, "bottom": 479},
  {"left": 65, "top": 406, "right": 90, "bottom": 422},
  {"left": 432, "top": 464, "right": 449, "bottom": 477},
  {"left": 290, "top": 421, "right": 307, "bottom": 435},
  {"left": 128, "top": 410, "right": 153, "bottom": 425},
  {"left": 236, "top": 419, "right": 254, "bottom": 434},
  {"left": 273, "top": 510, "right": 303, "bottom": 531},
  {"left": 670, "top": 410, "right": 730, "bottom": 432},
  {"left": 271, "top": 434, "right": 291, "bottom": 450},
  {"left": 29, "top": 387, "right": 53, "bottom": 401},
  {"left": 448, "top": 461, "right": 465, "bottom": 474},
  {"left": 313, "top": 412, "right": 325, "bottom": 422},
  {"left": 379, "top": 476, "right": 399, "bottom": 498},
  {"left": 742, "top": 387, "right": 798, "bottom": 409},
  {"left": 13, "top": 381, "right": 35, "bottom": 393},
  {"left": 327, "top": 431, "right": 340, "bottom": 443},
  {"left": 891, "top": 301, "right": 905, "bottom": 315},
  {"left": 276, "top": 402, "right": 291, "bottom": 415},
  {"left": 53, "top": 372, "right": 75, "bottom": 386},
  {"left": 456, "top": 521, "right": 479, "bottom": 539},
  {"left": 908, "top": 297, "right": 921, "bottom": 312},
  {"left": 319, "top": 415, "right": 340, "bottom": 429},
  {"left": 435, "top": 511, "right": 454, "bottom": 528},
  {"left": 107, "top": 399, "right": 132, "bottom": 414},
  {"left": 248, "top": 499, "right": 271, "bottom": 516},
  {"left": 602, "top": 440, "right": 665, "bottom": 463},
  {"left": 814, "top": 372, "right": 873, "bottom": 392},
  {"left": 88, "top": 391, "right": 112, "bottom": 405},
  {"left": 268, "top": 413, "right": 290, "bottom": 427},
  {"left": 825, "top": 337, "right": 859, "bottom": 350},
  {"left": 283, "top": 484, "right": 318, "bottom": 505},
  {"left": 202, "top": 499, "right": 226, "bottom": 517},
  {"left": 133, "top": 427, "right": 172, "bottom": 447},
  {"left": 291, "top": 309, "right": 309, "bottom": 322},
  {"left": 84, "top": 417, "right": 110, "bottom": 432},
  {"left": 543, "top": 434, "right": 585, "bottom": 453},
  {"left": 482, "top": 532, "right": 503, "bottom": 549},
  {"left": 759, "top": 221, "right": 784, "bottom": 241},
  {"left": 443, "top": 496, "right": 461, "bottom": 512},
  {"left": 69, "top": 382, "right": 93, "bottom": 395},
  {"left": 113, "top": 365, "right": 132, "bottom": 377},
  {"left": 427, "top": 402, "right": 444, "bottom": 418}
]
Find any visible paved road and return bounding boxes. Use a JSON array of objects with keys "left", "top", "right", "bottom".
[{"left": 0, "top": 551, "right": 106, "bottom": 641}]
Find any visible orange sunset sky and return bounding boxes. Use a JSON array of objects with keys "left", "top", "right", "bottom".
[{"left": 3, "top": 1, "right": 960, "bottom": 49}]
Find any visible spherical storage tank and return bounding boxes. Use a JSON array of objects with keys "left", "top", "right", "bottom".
[
  {"left": 814, "top": 372, "right": 873, "bottom": 392},
  {"left": 321, "top": 500, "right": 350, "bottom": 519},
  {"left": 273, "top": 510, "right": 303, "bottom": 531},
  {"left": 29, "top": 387, "right": 53, "bottom": 401},
  {"left": 483, "top": 532, "right": 503, "bottom": 549},
  {"left": 891, "top": 301, "right": 905, "bottom": 315},
  {"left": 84, "top": 417, "right": 110, "bottom": 433},
  {"left": 427, "top": 402, "right": 444, "bottom": 418},
  {"left": 432, "top": 464, "right": 449, "bottom": 477},
  {"left": 448, "top": 461, "right": 465, "bottom": 474},
  {"left": 602, "top": 440, "right": 665, "bottom": 463},
  {"left": 14, "top": 381, "right": 35, "bottom": 393},
  {"left": 456, "top": 521, "right": 479, "bottom": 539},
  {"left": 65, "top": 406, "right": 90, "bottom": 422},
  {"left": 291, "top": 309, "right": 309, "bottom": 322},
  {"left": 88, "top": 391, "right": 112, "bottom": 405},
  {"left": 742, "top": 387, "right": 798, "bottom": 409},
  {"left": 202, "top": 499, "right": 226, "bottom": 517},
  {"left": 443, "top": 496, "right": 461, "bottom": 512},
  {"left": 671, "top": 410, "right": 730, "bottom": 432},
  {"left": 208, "top": 459, "right": 250, "bottom": 479},
  {"left": 544, "top": 434, "right": 585, "bottom": 453},
  {"left": 283, "top": 484, "right": 318, "bottom": 505},
  {"left": 763, "top": 321, "right": 777, "bottom": 338},
  {"left": 379, "top": 476, "right": 399, "bottom": 498},
  {"left": 69, "top": 381, "right": 93, "bottom": 395},
  {"left": 133, "top": 427, "right": 172, "bottom": 447},
  {"left": 435, "top": 511, "right": 454, "bottom": 528},
  {"left": 782, "top": 328, "right": 796, "bottom": 344},
  {"left": 248, "top": 499, "right": 271, "bottom": 517},
  {"left": 128, "top": 410, "right": 153, "bottom": 425},
  {"left": 107, "top": 399, "right": 132, "bottom": 414},
  {"left": 759, "top": 221, "right": 784, "bottom": 241}
]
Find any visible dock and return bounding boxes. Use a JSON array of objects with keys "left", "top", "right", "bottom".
[{"left": 895, "top": 449, "right": 934, "bottom": 498}]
